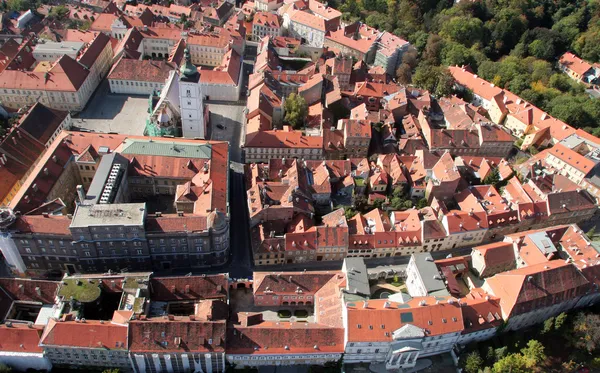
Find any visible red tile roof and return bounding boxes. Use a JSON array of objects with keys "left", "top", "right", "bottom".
[
  {"left": 108, "top": 58, "right": 176, "bottom": 83},
  {"left": 77, "top": 31, "right": 111, "bottom": 69},
  {"left": 150, "top": 275, "right": 228, "bottom": 301},
  {"left": 0, "top": 324, "right": 45, "bottom": 353},
  {"left": 145, "top": 215, "right": 208, "bottom": 233},
  {"left": 227, "top": 324, "right": 344, "bottom": 354},
  {"left": 40, "top": 319, "right": 128, "bottom": 349},
  {"left": 346, "top": 297, "right": 464, "bottom": 342},
  {"left": 472, "top": 241, "right": 515, "bottom": 269},
  {"left": 559, "top": 52, "right": 593, "bottom": 76},
  {"left": 253, "top": 272, "right": 340, "bottom": 295},
  {"left": 484, "top": 261, "right": 591, "bottom": 318},
  {"left": 129, "top": 319, "right": 226, "bottom": 353},
  {"left": 460, "top": 293, "right": 503, "bottom": 334}
]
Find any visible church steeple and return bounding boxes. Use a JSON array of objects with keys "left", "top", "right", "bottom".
[{"left": 179, "top": 48, "right": 200, "bottom": 83}]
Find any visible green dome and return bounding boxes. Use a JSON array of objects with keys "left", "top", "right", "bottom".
[{"left": 179, "top": 47, "right": 199, "bottom": 82}]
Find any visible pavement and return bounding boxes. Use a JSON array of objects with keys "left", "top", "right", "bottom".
[{"left": 72, "top": 80, "right": 149, "bottom": 135}]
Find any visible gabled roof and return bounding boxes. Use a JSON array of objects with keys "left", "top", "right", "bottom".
[
  {"left": 40, "top": 319, "right": 128, "bottom": 350},
  {"left": 253, "top": 272, "right": 340, "bottom": 295},
  {"left": 559, "top": 52, "right": 593, "bottom": 76},
  {"left": 129, "top": 319, "right": 226, "bottom": 353},
  {"left": 346, "top": 297, "right": 463, "bottom": 342},
  {"left": 227, "top": 324, "right": 344, "bottom": 354},
  {"left": 472, "top": 241, "right": 515, "bottom": 271},
  {"left": 484, "top": 261, "right": 590, "bottom": 318},
  {"left": 0, "top": 324, "right": 45, "bottom": 353},
  {"left": 149, "top": 275, "right": 228, "bottom": 301}
]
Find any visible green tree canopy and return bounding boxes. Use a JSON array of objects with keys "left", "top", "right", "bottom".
[{"left": 283, "top": 93, "right": 308, "bottom": 129}]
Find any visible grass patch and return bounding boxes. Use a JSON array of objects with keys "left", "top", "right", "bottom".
[
  {"left": 133, "top": 297, "right": 145, "bottom": 313},
  {"left": 277, "top": 310, "right": 292, "bottom": 318},
  {"left": 355, "top": 178, "right": 365, "bottom": 186},
  {"left": 59, "top": 278, "right": 101, "bottom": 303},
  {"left": 123, "top": 277, "right": 145, "bottom": 289},
  {"left": 294, "top": 310, "right": 308, "bottom": 318}
]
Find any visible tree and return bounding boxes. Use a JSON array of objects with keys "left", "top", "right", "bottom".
[
  {"left": 569, "top": 312, "right": 600, "bottom": 353},
  {"left": 344, "top": 207, "right": 357, "bottom": 220},
  {"left": 412, "top": 64, "right": 454, "bottom": 97},
  {"left": 439, "top": 16, "right": 484, "bottom": 47},
  {"left": 521, "top": 340, "right": 546, "bottom": 368},
  {"left": 463, "top": 351, "right": 483, "bottom": 373},
  {"left": 482, "top": 167, "right": 500, "bottom": 186},
  {"left": 0, "top": 364, "right": 11, "bottom": 373},
  {"left": 554, "top": 312, "right": 568, "bottom": 330},
  {"left": 541, "top": 316, "right": 555, "bottom": 334},
  {"left": 395, "top": 63, "right": 412, "bottom": 84},
  {"left": 416, "top": 198, "right": 428, "bottom": 209},
  {"left": 528, "top": 39, "right": 555, "bottom": 60},
  {"left": 492, "top": 353, "right": 531, "bottom": 373},
  {"left": 283, "top": 93, "right": 308, "bottom": 129},
  {"left": 48, "top": 5, "right": 70, "bottom": 21},
  {"left": 102, "top": 369, "right": 121, "bottom": 373},
  {"left": 7, "top": 0, "right": 29, "bottom": 11}
]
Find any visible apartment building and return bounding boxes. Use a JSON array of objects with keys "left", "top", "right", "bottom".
[
  {"left": 108, "top": 58, "right": 174, "bottom": 95},
  {"left": 40, "top": 319, "right": 132, "bottom": 372},
  {"left": 227, "top": 271, "right": 345, "bottom": 368},
  {"left": 283, "top": 0, "right": 341, "bottom": 47},
  {"left": 0, "top": 32, "right": 113, "bottom": 112},
  {"left": 449, "top": 65, "right": 577, "bottom": 150},
  {"left": 129, "top": 275, "right": 229, "bottom": 373},
  {"left": 0, "top": 131, "right": 230, "bottom": 275},
  {"left": 343, "top": 298, "right": 464, "bottom": 370},
  {"left": 0, "top": 102, "right": 71, "bottom": 206},
  {"left": 252, "top": 12, "right": 282, "bottom": 42}
]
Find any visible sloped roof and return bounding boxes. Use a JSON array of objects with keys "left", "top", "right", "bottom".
[
  {"left": 40, "top": 319, "right": 128, "bottom": 349},
  {"left": 129, "top": 319, "right": 226, "bottom": 353},
  {"left": 485, "top": 261, "right": 590, "bottom": 318},
  {"left": 150, "top": 275, "right": 228, "bottom": 301}
]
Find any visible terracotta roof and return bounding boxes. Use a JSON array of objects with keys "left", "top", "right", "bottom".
[
  {"left": 484, "top": 261, "right": 590, "bottom": 318},
  {"left": 199, "top": 48, "right": 242, "bottom": 85},
  {"left": 11, "top": 215, "right": 71, "bottom": 235},
  {"left": 150, "top": 275, "right": 228, "bottom": 301},
  {"left": 448, "top": 66, "right": 504, "bottom": 102},
  {"left": 253, "top": 272, "right": 340, "bottom": 295},
  {"left": 0, "top": 54, "right": 89, "bottom": 92},
  {"left": 108, "top": 58, "right": 175, "bottom": 83},
  {"left": 78, "top": 31, "right": 111, "bottom": 69},
  {"left": 227, "top": 324, "right": 344, "bottom": 354},
  {"left": 16, "top": 102, "right": 68, "bottom": 145},
  {"left": 129, "top": 319, "right": 226, "bottom": 353},
  {"left": 473, "top": 241, "right": 515, "bottom": 270},
  {"left": 0, "top": 324, "right": 45, "bottom": 353},
  {"left": 40, "top": 319, "right": 128, "bottom": 349},
  {"left": 559, "top": 52, "right": 593, "bottom": 76},
  {"left": 346, "top": 297, "right": 463, "bottom": 342},
  {"left": 253, "top": 12, "right": 280, "bottom": 28},
  {"left": 459, "top": 293, "right": 503, "bottom": 334},
  {"left": 145, "top": 215, "right": 208, "bottom": 233},
  {"left": 445, "top": 210, "right": 488, "bottom": 233},
  {"left": 245, "top": 128, "right": 323, "bottom": 149},
  {"left": 549, "top": 143, "right": 596, "bottom": 174},
  {"left": 0, "top": 278, "right": 59, "bottom": 319}
]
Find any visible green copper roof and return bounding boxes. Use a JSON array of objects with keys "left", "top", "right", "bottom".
[
  {"left": 179, "top": 47, "right": 199, "bottom": 81},
  {"left": 120, "top": 139, "right": 211, "bottom": 159}
]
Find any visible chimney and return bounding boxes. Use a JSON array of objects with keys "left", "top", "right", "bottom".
[{"left": 76, "top": 185, "right": 86, "bottom": 204}]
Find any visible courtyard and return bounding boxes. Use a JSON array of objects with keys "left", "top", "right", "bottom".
[{"left": 72, "top": 80, "right": 149, "bottom": 135}]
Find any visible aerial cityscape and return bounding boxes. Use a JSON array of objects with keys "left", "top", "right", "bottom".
[{"left": 0, "top": 0, "right": 599, "bottom": 372}]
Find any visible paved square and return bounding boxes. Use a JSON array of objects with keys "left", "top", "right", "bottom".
[{"left": 72, "top": 80, "right": 149, "bottom": 135}]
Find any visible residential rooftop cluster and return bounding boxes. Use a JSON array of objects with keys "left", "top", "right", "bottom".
[
  {"left": 0, "top": 0, "right": 599, "bottom": 371},
  {"left": 1, "top": 222, "right": 599, "bottom": 372}
]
